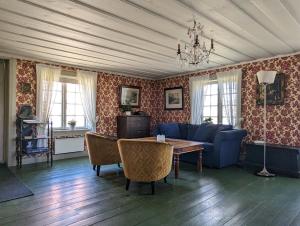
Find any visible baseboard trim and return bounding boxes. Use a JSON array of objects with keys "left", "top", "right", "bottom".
[{"left": 9, "top": 151, "right": 88, "bottom": 167}]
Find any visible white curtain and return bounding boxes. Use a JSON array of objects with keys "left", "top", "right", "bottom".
[
  {"left": 36, "top": 64, "right": 61, "bottom": 123},
  {"left": 190, "top": 75, "right": 210, "bottom": 124},
  {"left": 77, "top": 70, "right": 97, "bottom": 131},
  {"left": 217, "top": 69, "right": 242, "bottom": 128}
]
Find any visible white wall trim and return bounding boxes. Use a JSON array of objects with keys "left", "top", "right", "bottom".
[
  {"left": 7, "top": 58, "right": 17, "bottom": 166},
  {"left": 0, "top": 60, "right": 5, "bottom": 163},
  {"left": 20, "top": 151, "right": 88, "bottom": 166},
  {"left": 1, "top": 51, "right": 300, "bottom": 81},
  {"left": 159, "top": 51, "right": 300, "bottom": 80},
  {"left": 0, "top": 53, "right": 155, "bottom": 80}
]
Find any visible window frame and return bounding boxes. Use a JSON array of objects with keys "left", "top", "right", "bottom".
[
  {"left": 202, "top": 80, "right": 219, "bottom": 124},
  {"left": 202, "top": 80, "right": 238, "bottom": 125},
  {"left": 49, "top": 81, "right": 87, "bottom": 130}
]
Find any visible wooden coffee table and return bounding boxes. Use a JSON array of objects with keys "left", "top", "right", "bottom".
[{"left": 137, "top": 137, "right": 204, "bottom": 179}]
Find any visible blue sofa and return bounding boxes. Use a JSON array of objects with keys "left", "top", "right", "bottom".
[{"left": 154, "top": 123, "right": 247, "bottom": 168}]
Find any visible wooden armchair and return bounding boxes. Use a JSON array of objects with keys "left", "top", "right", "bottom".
[
  {"left": 117, "top": 139, "right": 173, "bottom": 194},
  {"left": 85, "top": 132, "right": 121, "bottom": 176}
]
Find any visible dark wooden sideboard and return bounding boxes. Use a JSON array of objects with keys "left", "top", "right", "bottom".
[{"left": 117, "top": 115, "right": 150, "bottom": 138}]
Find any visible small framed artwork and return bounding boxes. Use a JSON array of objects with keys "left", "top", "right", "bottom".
[
  {"left": 164, "top": 87, "right": 183, "bottom": 110},
  {"left": 120, "top": 85, "right": 141, "bottom": 107},
  {"left": 21, "top": 82, "right": 31, "bottom": 94},
  {"left": 257, "top": 72, "right": 285, "bottom": 105}
]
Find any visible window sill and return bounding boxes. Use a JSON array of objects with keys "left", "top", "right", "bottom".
[
  {"left": 53, "top": 128, "right": 89, "bottom": 132},
  {"left": 53, "top": 128, "right": 90, "bottom": 138}
]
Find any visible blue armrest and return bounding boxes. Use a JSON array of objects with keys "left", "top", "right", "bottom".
[
  {"left": 214, "top": 129, "right": 247, "bottom": 144},
  {"left": 210, "top": 129, "right": 247, "bottom": 168}
]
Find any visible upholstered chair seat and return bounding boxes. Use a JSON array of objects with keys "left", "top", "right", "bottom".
[
  {"left": 117, "top": 139, "right": 173, "bottom": 194},
  {"left": 85, "top": 132, "right": 121, "bottom": 176}
]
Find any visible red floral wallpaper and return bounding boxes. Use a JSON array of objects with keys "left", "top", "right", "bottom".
[
  {"left": 16, "top": 60, "right": 157, "bottom": 136},
  {"left": 155, "top": 54, "right": 300, "bottom": 146},
  {"left": 16, "top": 54, "right": 300, "bottom": 146},
  {"left": 96, "top": 72, "right": 158, "bottom": 135},
  {"left": 16, "top": 60, "right": 37, "bottom": 114},
  {"left": 16, "top": 60, "right": 78, "bottom": 114}
]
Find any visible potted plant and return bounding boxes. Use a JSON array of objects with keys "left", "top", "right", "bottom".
[
  {"left": 204, "top": 117, "right": 213, "bottom": 124},
  {"left": 120, "top": 105, "right": 132, "bottom": 116},
  {"left": 68, "top": 119, "right": 76, "bottom": 130}
]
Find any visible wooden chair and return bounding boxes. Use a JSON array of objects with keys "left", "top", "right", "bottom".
[
  {"left": 117, "top": 139, "right": 173, "bottom": 194},
  {"left": 85, "top": 132, "right": 121, "bottom": 176}
]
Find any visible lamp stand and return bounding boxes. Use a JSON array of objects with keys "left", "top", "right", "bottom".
[{"left": 256, "top": 83, "right": 275, "bottom": 177}]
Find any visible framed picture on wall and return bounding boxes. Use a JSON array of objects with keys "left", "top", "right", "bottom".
[
  {"left": 120, "top": 85, "right": 141, "bottom": 107},
  {"left": 164, "top": 87, "right": 183, "bottom": 110},
  {"left": 21, "top": 82, "right": 31, "bottom": 94},
  {"left": 257, "top": 72, "right": 285, "bottom": 105}
]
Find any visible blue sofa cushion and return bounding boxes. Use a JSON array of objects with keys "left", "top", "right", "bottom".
[
  {"left": 184, "top": 123, "right": 234, "bottom": 142},
  {"left": 178, "top": 123, "right": 188, "bottom": 139},
  {"left": 192, "top": 123, "right": 224, "bottom": 142},
  {"left": 187, "top": 124, "right": 202, "bottom": 140},
  {"left": 159, "top": 123, "right": 181, "bottom": 139},
  {"left": 217, "top": 124, "right": 233, "bottom": 133},
  {"left": 192, "top": 123, "right": 211, "bottom": 142},
  {"left": 205, "top": 124, "right": 233, "bottom": 142},
  {"left": 205, "top": 124, "right": 220, "bottom": 142}
]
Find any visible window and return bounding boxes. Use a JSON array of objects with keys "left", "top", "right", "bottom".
[
  {"left": 49, "top": 81, "right": 86, "bottom": 129},
  {"left": 191, "top": 70, "right": 241, "bottom": 127},
  {"left": 222, "top": 86, "right": 238, "bottom": 125},
  {"left": 203, "top": 82, "right": 218, "bottom": 124},
  {"left": 201, "top": 80, "right": 239, "bottom": 125},
  {"left": 50, "top": 82, "right": 63, "bottom": 128}
]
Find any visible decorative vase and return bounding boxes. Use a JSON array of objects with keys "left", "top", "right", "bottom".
[
  {"left": 125, "top": 111, "right": 131, "bottom": 116},
  {"left": 69, "top": 125, "right": 75, "bottom": 130}
]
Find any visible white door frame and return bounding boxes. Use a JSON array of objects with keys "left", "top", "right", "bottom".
[
  {"left": 4, "top": 59, "right": 16, "bottom": 166},
  {"left": 0, "top": 60, "right": 5, "bottom": 163}
]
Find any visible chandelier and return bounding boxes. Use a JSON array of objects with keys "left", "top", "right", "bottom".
[{"left": 176, "top": 20, "right": 215, "bottom": 67}]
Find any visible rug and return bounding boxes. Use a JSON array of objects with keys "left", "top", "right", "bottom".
[{"left": 0, "top": 164, "right": 33, "bottom": 203}]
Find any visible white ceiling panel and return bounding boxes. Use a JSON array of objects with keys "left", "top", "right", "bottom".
[{"left": 0, "top": 0, "right": 299, "bottom": 78}]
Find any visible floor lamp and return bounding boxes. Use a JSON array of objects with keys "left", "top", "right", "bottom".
[{"left": 256, "top": 70, "right": 277, "bottom": 177}]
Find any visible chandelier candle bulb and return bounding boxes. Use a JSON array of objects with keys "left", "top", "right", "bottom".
[
  {"left": 177, "top": 43, "right": 181, "bottom": 54},
  {"left": 195, "top": 35, "right": 199, "bottom": 45}
]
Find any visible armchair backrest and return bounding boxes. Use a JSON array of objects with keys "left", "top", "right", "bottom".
[
  {"left": 85, "top": 132, "right": 121, "bottom": 165},
  {"left": 117, "top": 139, "right": 173, "bottom": 182}
]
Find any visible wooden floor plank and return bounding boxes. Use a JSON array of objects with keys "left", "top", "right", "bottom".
[{"left": 1, "top": 157, "right": 299, "bottom": 226}]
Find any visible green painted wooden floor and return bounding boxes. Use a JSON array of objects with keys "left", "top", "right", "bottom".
[{"left": 1, "top": 157, "right": 300, "bottom": 226}]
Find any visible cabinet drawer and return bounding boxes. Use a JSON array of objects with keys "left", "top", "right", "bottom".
[
  {"left": 128, "top": 129, "right": 149, "bottom": 138},
  {"left": 117, "top": 116, "right": 150, "bottom": 138},
  {"left": 127, "top": 117, "right": 149, "bottom": 130}
]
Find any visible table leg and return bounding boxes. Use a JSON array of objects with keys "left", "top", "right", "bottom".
[
  {"left": 172, "top": 156, "right": 175, "bottom": 170},
  {"left": 197, "top": 151, "right": 203, "bottom": 172},
  {"left": 16, "top": 155, "right": 19, "bottom": 168},
  {"left": 174, "top": 154, "right": 180, "bottom": 179},
  {"left": 20, "top": 155, "right": 22, "bottom": 168}
]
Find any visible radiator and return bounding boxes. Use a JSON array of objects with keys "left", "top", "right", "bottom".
[{"left": 54, "top": 137, "right": 84, "bottom": 154}]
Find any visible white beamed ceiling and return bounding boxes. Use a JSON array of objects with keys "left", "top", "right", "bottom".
[{"left": 0, "top": 0, "right": 299, "bottom": 79}]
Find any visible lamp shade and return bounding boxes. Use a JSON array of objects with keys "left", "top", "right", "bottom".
[{"left": 257, "top": 70, "right": 277, "bottom": 84}]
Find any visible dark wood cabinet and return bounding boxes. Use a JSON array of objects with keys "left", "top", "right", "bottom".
[
  {"left": 117, "top": 115, "right": 150, "bottom": 138},
  {"left": 244, "top": 143, "right": 300, "bottom": 178}
]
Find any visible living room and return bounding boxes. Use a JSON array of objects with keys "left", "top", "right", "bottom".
[{"left": 0, "top": 0, "right": 300, "bottom": 225}]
